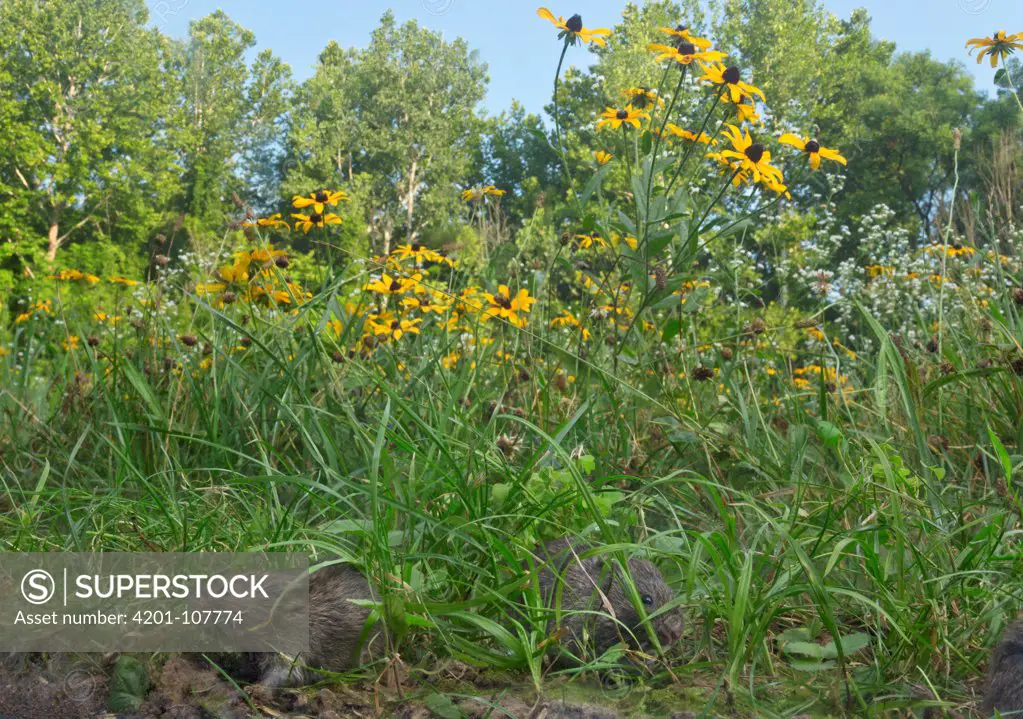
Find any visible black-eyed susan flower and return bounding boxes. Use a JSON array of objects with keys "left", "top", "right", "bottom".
[
  {"left": 246, "top": 212, "right": 294, "bottom": 229},
  {"left": 648, "top": 40, "right": 725, "bottom": 66},
  {"left": 291, "top": 212, "right": 342, "bottom": 233},
  {"left": 402, "top": 293, "right": 450, "bottom": 315},
  {"left": 966, "top": 30, "right": 1023, "bottom": 67},
  {"left": 108, "top": 276, "right": 139, "bottom": 286},
  {"left": 374, "top": 317, "right": 422, "bottom": 341},
  {"left": 734, "top": 97, "right": 761, "bottom": 124},
  {"left": 537, "top": 8, "right": 611, "bottom": 46},
  {"left": 575, "top": 232, "right": 608, "bottom": 250},
  {"left": 699, "top": 63, "right": 765, "bottom": 104},
  {"left": 462, "top": 185, "right": 506, "bottom": 202},
  {"left": 705, "top": 151, "right": 751, "bottom": 186},
  {"left": 484, "top": 285, "right": 536, "bottom": 328},
  {"left": 663, "top": 124, "right": 717, "bottom": 144},
  {"left": 292, "top": 189, "right": 349, "bottom": 214},
  {"left": 594, "top": 150, "right": 613, "bottom": 165},
  {"left": 610, "top": 233, "right": 638, "bottom": 251},
  {"left": 364, "top": 272, "right": 422, "bottom": 295},
  {"left": 621, "top": 86, "right": 665, "bottom": 109},
  {"left": 595, "top": 104, "right": 649, "bottom": 130},
  {"left": 720, "top": 125, "right": 784, "bottom": 185},
  {"left": 778, "top": 134, "right": 847, "bottom": 170},
  {"left": 392, "top": 242, "right": 441, "bottom": 264},
  {"left": 49, "top": 269, "right": 101, "bottom": 284}
]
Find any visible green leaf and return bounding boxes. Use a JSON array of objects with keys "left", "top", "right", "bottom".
[
  {"left": 108, "top": 656, "right": 149, "bottom": 712},
  {"left": 424, "top": 694, "right": 465, "bottom": 719}
]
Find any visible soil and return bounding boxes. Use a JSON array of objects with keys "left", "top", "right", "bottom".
[{"left": 0, "top": 654, "right": 706, "bottom": 719}]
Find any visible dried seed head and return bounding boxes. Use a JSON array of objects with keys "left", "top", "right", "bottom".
[
  {"left": 1012, "top": 357, "right": 1023, "bottom": 377},
  {"left": 1013, "top": 287, "right": 1023, "bottom": 306},
  {"left": 693, "top": 365, "right": 714, "bottom": 382},
  {"left": 179, "top": 335, "right": 198, "bottom": 348},
  {"left": 154, "top": 254, "right": 170, "bottom": 266},
  {"left": 154, "top": 233, "right": 167, "bottom": 245},
  {"left": 745, "top": 318, "right": 767, "bottom": 335},
  {"left": 654, "top": 266, "right": 667, "bottom": 291},
  {"left": 496, "top": 434, "right": 523, "bottom": 458},
  {"left": 720, "top": 346, "right": 734, "bottom": 361},
  {"left": 240, "top": 336, "right": 252, "bottom": 347},
  {"left": 275, "top": 255, "right": 290, "bottom": 269},
  {"left": 86, "top": 336, "right": 100, "bottom": 347},
  {"left": 222, "top": 291, "right": 237, "bottom": 304},
  {"left": 331, "top": 350, "right": 345, "bottom": 364},
  {"left": 926, "top": 337, "right": 939, "bottom": 354}
]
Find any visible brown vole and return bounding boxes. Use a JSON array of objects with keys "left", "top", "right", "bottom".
[
  {"left": 983, "top": 618, "right": 1023, "bottom": 716},
  {"left": 531, "top": 538, "right": 684, "bottom": 661},
  {"left": 254, "top": 562, "right": 381, "bottom": 687}
]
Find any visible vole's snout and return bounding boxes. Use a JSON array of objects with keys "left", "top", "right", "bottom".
[{"left": 656, "top": 613, "right": 684, "bottom": 647}]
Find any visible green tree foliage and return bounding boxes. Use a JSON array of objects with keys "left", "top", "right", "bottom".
[
  {"left": 283, "top": 12, "right": 488, "bottom": 255},
  {"left": 0, "top": 0, "right": 178, "bottom": 268}
]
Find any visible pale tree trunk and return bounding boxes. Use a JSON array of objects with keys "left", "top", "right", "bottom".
[
  {"left": 46, "top": 221, "right": 60, "bottom": 262},
  {"left": 405, "top": 158, "right": 418, "bottom": 243}
]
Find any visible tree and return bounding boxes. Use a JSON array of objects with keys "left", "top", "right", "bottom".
[
  {"left": 172, "top": 11, "right": 292, "bottom": 232},
  {"left": 284, "top": 12, "right": 488, "bottom": 254},
  {"left": 0, "top": 0, "right": 178, "bottom": 264}
]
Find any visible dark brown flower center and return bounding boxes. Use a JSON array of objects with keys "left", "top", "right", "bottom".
[
  {"left": 676, "top": 41, "right": 696, "bottom": 56},
  {"left": 723, "top": 66, "right": 740, "bottom": 84},
  {"left": 310, "top": 213, "right": 323, "bottom": 224},
  {"left": 675, "top": 24, "right": 688, "bottom": 33},
  {"left": 566, "top": 14, "right": 583, "bottom": 33},
  {"left": 389, "top": 280, "right": 402, "bottom": 292},
  {"left": 411, "top": 243, "right": 423, "bottom": 252},
  {"left": 495, "top": 294, "right": 512, "bottom": 309},
  {"left": 391, "top": 321, "right": 401, "bottom": 329},
  {"left": 804, "top": 139, "right": 820, "bottom": 154},
  {"left": 616, "top": 109, "right": 629, "bottom": 120},
  {"left": 315, "top": 191, "right": 329, "bottom": 203},
  {"left": 745, "top": 143, "right": 765, "bottom": 163}
]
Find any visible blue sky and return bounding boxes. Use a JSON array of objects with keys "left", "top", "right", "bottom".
[{"left": 147, "top": 0, "right": 1023, "bottom": 115}]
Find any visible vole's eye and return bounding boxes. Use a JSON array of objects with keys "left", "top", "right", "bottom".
[{"left": 642, "top": 595, "right": 653, "bottom": 606}]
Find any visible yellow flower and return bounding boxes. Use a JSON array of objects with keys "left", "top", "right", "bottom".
[
  {"left": 0, "top": 347, "right": 8, "bottom": 357},
  {"left": 392, "top": 242, "right": 442, "bottom": 264},
  {"left": 594, "top": 150, "right": 613, "bottom": 165},
  {"left": 250, "top": 213, "right": 291, "bottom": 230},
  {"left": 484, "top": 285, "right": 536, "bottom": 328},
  {"left": 291, "top": 212, "right": 342, "bottom": 233},
  {"left": 373, "top": 316, "right": 422, "bottom": 341},
  {"left": 621, "top": 86, "right": 665, "bottom": 109},
  {"left": 108, "top": 276, "right": 139, "bottom": 286},
  {"left": 734, "top": 97, "right": 761, "bottom": 124},
  {"left": 402, "top": 294, "right": 450, "bottom": 314},
  {"left": 49, "top": 269, "right": 100, "bottom": 283},
  {"left": 778, "top": 134, "right": 846, "bottom": 170},
  {"left": 364, "top": 272, "right": 422, "bottom": 295},
  {"left": 966, "top": 31, "right": 1023, "bottom": 67},
  {"left": 292, "top": 189, "right": 349, "bottom": 214},
  {"left": 575, "top": 233, "right": 608, "bottom": 250},
  {"left": 596, "top": 104, "right": 649, "bottom": 130},
  {"left": 720, "top": 124, "right": 784, "bottom": 186},
  {"left": 536, "top": 8, "right": 611, "bottom": 46},
  {"left": 462, "top": 185, "right": 505, "bottom": 201},
  {"left": 658, "top": 25, "right": 712, "bottom": 46},
  {"left": 441, "top": 351, "right": 461, "bottom": 369},
  {"left": 698, "top": 63, "right": 765, "bottom": 104},
  {"left": 705, "top": 151, "right": 751, "bottom": 186},
  {"left": 663, "top": 124, "right": 717, "bottom": 144},
  {"left": 62, "top": 335, "right": 80, "bottom": 351},
  {"left": 218, "top": 262, "right": 250, "bottom": 284},
  {"left": 648, "top": 41, "right": 725, "bottom": 66},
  {"left": 93, "top": 312, "right": 122, "bottom": 323},
  {"left": 610, "top": 233, "right": 638, "bottom": 251}
]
